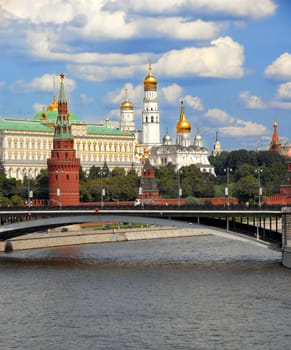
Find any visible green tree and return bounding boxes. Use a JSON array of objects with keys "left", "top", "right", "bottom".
[
  {"left": 111, "top": 167, "right": 126, "bottom": 177},
  {"left": 234, "top": 163, "right": 256, "bottom": 182},
  {"left": 35, "top": 169, "right": 49, "bottom": 200},
  {"left": 234, "top": 175, "right": 258, "bottom": 204},
  {"left": 155, "top": 163, "right": 177, "bottom": 198}
]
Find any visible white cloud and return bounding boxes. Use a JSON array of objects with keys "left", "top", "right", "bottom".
[
  {"left": 219, "top": 120, "right": 268, "bottom": 137},
  {"left": 277, "top": 82, "right": 291, "bottom": 99},
  {"left": 1, "top": 1, "right": 225, "bottom": 43},
  {"left": 1, "top": 0, "right": 76, "bottom": 24},
  {"left": 63, "top": 36, "right": 244, "bottom": 81},
  {"left": 106, "top": 83, "right": 143, "bottom": 108},
  {"left": 10, "top": 74, "right": 76, "bottom": 94},
  {"left": 160, "top": 84, "right": 183, "bottom": 105},
  {"left": 239, "top": 91, "right": 266, "bottom": 109},
  {"left": 240, "top": 90, "right": 291, "bottom": 110},
  {"left": 204, "top": 107, "right": 268, "bottom": 137},
  {"left": 107, "top": 0, "right": 276, "bottom": 19},
  {"left": 265, "top": 53, "right": 291, "bottom": 80},
  {"left": 130, "top": 18, "right": 225, "bottom": 41},
  {"left": 184, "top": 95, "right": 204, "bottom": 112},
  {"left": 0, "top": 81, "right": 5, "bottom": 88},
  {"left": 156, "top": 37, "right": 245, "bottom": 78},
  {"left": 205, "top": 108, "right": 235, "bottom": 124}
]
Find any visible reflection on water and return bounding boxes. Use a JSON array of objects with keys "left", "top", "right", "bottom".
[{"left": 0, "top": 235, "right": 290, "bottom": 350}]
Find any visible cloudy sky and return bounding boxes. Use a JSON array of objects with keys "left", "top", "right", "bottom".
[{"left": 0, "top": 0, "right": 290, "bottom": 151}]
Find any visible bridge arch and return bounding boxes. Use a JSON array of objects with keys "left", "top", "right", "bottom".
[{"left": 0, "top": 214, "right": 278, "bottom": 252}]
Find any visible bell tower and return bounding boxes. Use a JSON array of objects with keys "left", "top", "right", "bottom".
[
  {"left": 142, "top": 62, "right": 160, "bottom": 148},
  {"left": 47, "top": 73, "right": 80, "bottom": 206}
]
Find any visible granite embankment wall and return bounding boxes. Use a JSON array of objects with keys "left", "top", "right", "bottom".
[{"left": 0, "top": 226, "right": 207, "bottom": 253}]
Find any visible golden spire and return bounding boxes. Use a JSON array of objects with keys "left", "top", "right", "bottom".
[
  {"left": 120, "top": 88, "right": 133, "bottom": 110},
  {"left": 144, "top": 59, "right": 157, "bottom": 90},
  {"left": 176, "top": 101, "right": 191, "bottom": 133},
  {"left": 271, "top": 118, "right": 279, "bottom": 143}
]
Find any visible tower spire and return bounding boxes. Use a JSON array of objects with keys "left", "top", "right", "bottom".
[
  {"left": 176, "top": 101, "right": 191, "bottom": 133},
  {"left": 269, "top": 118, "right": 282, "bottom": 153},
  {"left": 54, "top": 73, "right": 72, "bottom": 139},
  {"left": 47, "top": 73, "right": 80, "bottom": 206}
]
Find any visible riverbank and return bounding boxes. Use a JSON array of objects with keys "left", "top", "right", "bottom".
[{"left": 0, "top": 225, "right": 208, "bottom": 253}]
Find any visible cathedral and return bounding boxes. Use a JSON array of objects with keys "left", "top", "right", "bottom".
[
  {"left": 269, "top": 119, "right": 291, "bottom": 157},
  {"left": 0, "top": 63, "right": 216, "bottom": 180},
  {"left": 120, "top": 63, "right": 216, "bottom": 175}
]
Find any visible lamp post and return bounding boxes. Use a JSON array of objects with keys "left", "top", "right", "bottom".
[
  {"left": 177, "top": 169, "right": 182, "bottom": 207},
  {"left": 139, "top": 179, "right": 144, "bottom": 207},
  {"left": 255, "top": 168, "right": 263, "bottom": 207},
  {"left": 224, "top": 167, "right": 232, "bottom": 232},
  {"left": 224, "top": 167, "right": 232, "bottom": 207},
  {"left": 56, "top": 170, "right": 63, "bottom": 209},
  {"left": 26, "top": 173, "right": 33, "bottom": 208},
  {"left": 255, "top": 168, "right": 263, "bottom": 239},
  {"left": 98, "top": 170, "right": 106, "bottom": 208}
]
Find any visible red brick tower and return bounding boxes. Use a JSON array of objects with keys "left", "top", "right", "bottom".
[
  {"left": 47, "top": 73, "right": 80, "bottom": 206},
  {"left": 137, "top": 154, "right": 160, "bottom": 204}
]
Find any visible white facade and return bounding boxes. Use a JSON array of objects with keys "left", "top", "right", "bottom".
[{"left": 149, "top": 102, "right": 215, "bottom": 176}]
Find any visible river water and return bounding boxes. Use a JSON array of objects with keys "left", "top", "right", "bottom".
[{"left": 0, "top": 233, "right": 291, "bottom": 350}]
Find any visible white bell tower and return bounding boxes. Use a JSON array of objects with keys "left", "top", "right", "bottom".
[
  {"left": 120, "top": 88, "right": 135, "bottom": 133},
  {"left": 142, "top": 62, "right": 160, "bottom": 149}
]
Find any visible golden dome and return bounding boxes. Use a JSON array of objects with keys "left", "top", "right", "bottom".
[
  {"left": 144, "top": 62, "right": 157, "bottom": 89},
  {"left": 120, "top": 99, "right": 133, "bottom": 110},
  {"left": 120, "top": 88, "right": 133, "bottom": 110},
  {"left": 176, "top": 101, "right": 191, "bottom": 133}
]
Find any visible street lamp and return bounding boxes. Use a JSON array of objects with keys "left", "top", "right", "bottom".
[
  {"left": 255, "top": 168, "right": 263, "bottom": 207},
  {"left": 98, "top": 170, "right": 106, "bottom": 208},
  {"left": 177, "top": 169, "right": 182, "bottom": 207},
  {"left": 224, "top": 167, "right": 232, "bottom": 207},
  {"left": 56, "top": 170, "right": 63, "bottom": 209},
  {"left": 26, "top": 172, "right": 33, "bottom": 208},
  {"left": 139, "top": 179, "right": 144, "bottom": 207}
]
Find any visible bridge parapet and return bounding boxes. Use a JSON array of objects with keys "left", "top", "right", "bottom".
[{"left": 281, "top": 207, "right": 291, "bottom": 268}]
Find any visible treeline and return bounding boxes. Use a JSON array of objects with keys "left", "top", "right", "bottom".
[{"left": 0, "top": 150, "right": 288, "bottom": 206}]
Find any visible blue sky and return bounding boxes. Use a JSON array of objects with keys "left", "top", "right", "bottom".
[{"left": 0, "top": 0, "right": 291, "bottom": 152}]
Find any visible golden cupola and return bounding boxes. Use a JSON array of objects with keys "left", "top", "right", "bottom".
[
  {"left": 120, "top": 88, "right": 133, "bottom": 110},
  {"left": 176, "top": 101, "right": 191, "bottom": 133},
  {"left": 144, "top": 62, "right": 157, "bottom": 90}
]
